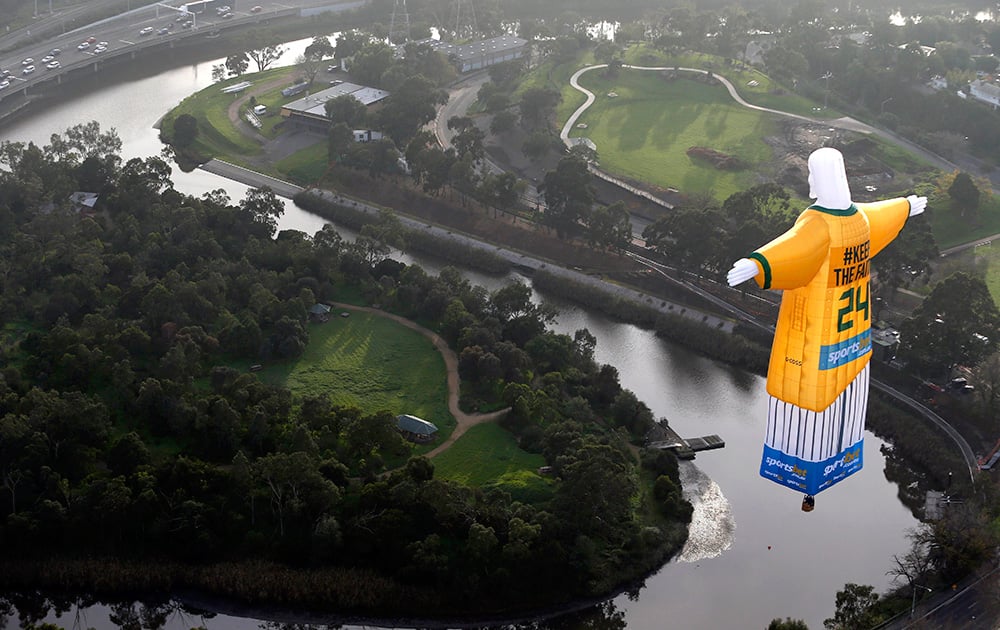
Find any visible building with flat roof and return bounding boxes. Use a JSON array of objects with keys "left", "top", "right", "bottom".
[
  {"left": 970, "top": 79, "right": 1000, "bottom": 109},
  {"left": 280, "top": 82, "right": 390, "bottom": 131},
  {"left": 422, "top": 35, "right": 528, "bottom": 73}
]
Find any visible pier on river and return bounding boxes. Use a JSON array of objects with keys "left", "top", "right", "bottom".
[{"left": 646, "top": 419, "right": 725, "bottom": 459}]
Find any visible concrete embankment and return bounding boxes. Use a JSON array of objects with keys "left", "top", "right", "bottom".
[{"left": 200, "top": 159, "right": 305, "bottom": 198}]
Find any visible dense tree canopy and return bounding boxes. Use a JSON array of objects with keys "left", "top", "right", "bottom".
[
  {"left": 0, "top": 124, "right": 691, "bottom": 616},
  {"left": 898, "top": 272, "right": 1000, "bottom": 377}
]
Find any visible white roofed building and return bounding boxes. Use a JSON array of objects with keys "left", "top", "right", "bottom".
[
  {"left": 970, "top": 79, "right": 1000, "bottom": 109},
  {"left": 422, "top": 35, "right": 528, "bottom": 73},
  {"left": 280, "top": 82, "right": 390, "bottom": 131}
]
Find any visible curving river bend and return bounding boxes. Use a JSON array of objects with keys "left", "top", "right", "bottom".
[{"left": 0, "top": 36, "right": 920, "bottom": 630}]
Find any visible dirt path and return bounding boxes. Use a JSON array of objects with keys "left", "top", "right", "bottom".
[
  {"left": 226, "top": 74, "right": 294, "bottom": 144},
  {"left": 330, "top": 302, "right": 508, "bottom": 458}
]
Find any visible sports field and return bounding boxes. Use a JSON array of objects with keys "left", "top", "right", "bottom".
[{"left": 567, "top": 69, "right": 778, "bottom": 200}]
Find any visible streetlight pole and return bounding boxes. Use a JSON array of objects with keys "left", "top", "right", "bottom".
[
  {"left": 822, "top": 71, "right": 832, "bottom": 109},
  {"left": 910, "top": 583, "right": 932, "bottom": 617}
]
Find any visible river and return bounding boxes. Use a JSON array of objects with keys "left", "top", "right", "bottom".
[{"left": 0, "top": 33, "right": 920, "bottom": 630}]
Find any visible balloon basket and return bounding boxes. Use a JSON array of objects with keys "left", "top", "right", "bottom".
[{"left": 801, "top": 495, "right": 815, "bottom": 512}]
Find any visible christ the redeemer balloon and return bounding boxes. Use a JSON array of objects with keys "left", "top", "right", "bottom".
[{"left": 727, "top": 147, "right": 927, "bottom": 511}]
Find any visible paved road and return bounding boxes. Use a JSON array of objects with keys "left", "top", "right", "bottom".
[{"left": 432, "top": 71, "right": 548, "bottom": 210}]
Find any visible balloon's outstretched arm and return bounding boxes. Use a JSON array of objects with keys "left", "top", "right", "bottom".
[
  {"left": 907, "top": 195, "right": 927, "bottom": 216},
  {"left": 727, "top": 258, "right": 759, "bottom": 287}
]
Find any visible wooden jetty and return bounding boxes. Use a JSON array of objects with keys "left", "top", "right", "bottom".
[{"left": 646, "top": 419, "right": 725, "bottom": 460}]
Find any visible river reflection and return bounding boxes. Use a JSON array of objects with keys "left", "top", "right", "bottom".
[{"left": 0, "top": 27, "right": 921, "bottom": 630}]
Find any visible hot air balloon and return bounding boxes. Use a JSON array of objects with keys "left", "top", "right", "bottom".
[{"left": 727, "top": 147, "right": 927, "bottom": 511}]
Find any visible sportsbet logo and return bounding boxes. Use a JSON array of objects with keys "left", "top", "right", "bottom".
[
  {"left": 824, "top": 447, "right": 861, "bottom": 476},
  {"left": 765, "top": 457, "right": 807, "bottom": 480},
  {"left": 819, "top": 329, "right": 871, "bottom": 370}
]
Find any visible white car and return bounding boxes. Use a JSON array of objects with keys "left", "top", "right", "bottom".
[
  {"left": 22, "top": 65, "right": 35, "bottom": 75},
  {"left": 0, "top": 80, "right": 9, "bottom": 89},
  {"left": 77, "top": 41, "right": 90, "bottom": 50},
  {"left": 93, "top": 45, "right": 106, "bottom": 54},
  {"left": 46, "top": 60, "right": 60, "bottom": 69},
  {"left": 41, "top": 55, "right": 55, "bottom": 63},
  {"left": 98, "top": 41, "right": 108, "bottom": 48},
  {"left": 139, "top": 26, "right": 154, "bottom": 36},
  {"left": 21, "top": 58, "right": 33, "bottom": 65}
]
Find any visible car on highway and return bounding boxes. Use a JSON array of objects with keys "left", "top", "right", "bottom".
[
  {"left": 250, "top": 5, "right": 262, "bottom": 12},
  {"left": 77, "top": 41, "right": 90, "bottom": 50},
  {"left": 48, "top": 48, "right": 61, "bottom": 56},
  {"left": 22, "top": 65, "right": 35, "bottom": 75},
  {"left": 0, "top": 80, "right": 9, "bottom": 89},
  {"left": 45, "top": 60, "right": 60, "bottom": 70},
  {"left": 139, "top": 26, "right": 154, "bottom": 36},
  {"left": 86, "top": 36, "right": 97, "bottom": 44},
  {"left": 93, "top": 45, "right": 106, "bottom": 53},
  {"left": 216, "top": 5, "right": 231, "bottom": 13},
  {"left": 41, "top": 55, "right": 55, "bottom": 63},
  {"left": 157, "top": 27, "right": 170, "bottom": 35},
  {"left": 1, "top": 69, "right": 11, "bottom": 78},
  {"left": 21, "top": 58, "right": 33, "bottom": 65},
  {"left": 98, "top": 41, "right": 108, "bottom": 48},
  {"left": 221, "top": 11, "right": 233, "bottom": 18},
  {"left": 181, "top": 20, "right": 193, "bottom": 28}
]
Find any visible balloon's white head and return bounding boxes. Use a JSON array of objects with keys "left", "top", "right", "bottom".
[{"left": 807, "top": 147, "right": 852, "bottom": 210}]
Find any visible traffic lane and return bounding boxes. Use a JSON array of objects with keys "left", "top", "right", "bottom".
[
  {"left": 0, "top": 0, "right": 290, "bottom": 77},
  {"left": 0, "top": 9, "right": 248, "bottom": 87}
]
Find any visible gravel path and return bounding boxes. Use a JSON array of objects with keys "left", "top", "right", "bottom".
[{"left": 329, "top": 302, "right": 509, "bottom": 458}]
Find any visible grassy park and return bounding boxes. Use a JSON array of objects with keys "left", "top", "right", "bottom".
[
  {"left": 160, "top": 66, "right": 299, "bottom": 168},
  {"left": 254, "top": 310, "right": 546, "bottom": 483},
  {"left": 568, "top": 70, "right": 778, "bottom": 200},
  {"left": 258, "top": 311, "right": 453, "bottom": 435},
  {"left": 432, "top": 423, "right": 552, "bottom": 500}
]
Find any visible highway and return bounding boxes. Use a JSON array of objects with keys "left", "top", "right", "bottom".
[{"left": 0, "top": 0, "right": 358, "bottom": 103}]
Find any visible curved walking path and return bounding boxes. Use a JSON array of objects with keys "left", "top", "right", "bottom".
[
  {"left": 560, "top": 63, "right": 814, "bottom": 147},
  {"left": 562, "top": 64, "right": 959, "bottom": 177},
  {"left": 329, "top": 302, "right": 508, "bottom": 458}
]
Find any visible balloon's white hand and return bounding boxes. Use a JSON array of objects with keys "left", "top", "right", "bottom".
[
  {"left": 727, "top": 258, "right": 759, "bottom": 286},
  {"left": 907, "top": 195, "right": 927, "bottom": 217}
]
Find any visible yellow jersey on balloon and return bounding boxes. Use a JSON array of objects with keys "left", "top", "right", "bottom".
[
  {"left": 729, "top": 147, "right": 926, "bottom": 502},
  {"left": 748, "top": 198, "right": 911, "bottom": 412}
]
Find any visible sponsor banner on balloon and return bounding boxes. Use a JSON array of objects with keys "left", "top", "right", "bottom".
[
  {"left": 759, "top": 441, "right": 864, "bottom": 495},
  {"left": 819, "top": 329, "right": 872, "bottom": 371}
]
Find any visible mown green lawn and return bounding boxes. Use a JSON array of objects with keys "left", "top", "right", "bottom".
[
  {"left": 926, "top": 195, "right": 1000, "bottom": 250},
  {"left": 161, "top": 66, "right": 305, "bottom": 164},
  {"left": 258, "top": 312, "right": 454, "bottom": 435},
  {"left": 619, "top": 44, "right": 837, "bottom": 119},
  {"left": 275, "top": 141, "right": 329, "bottom": 184},
  {"left": 432, "top": 423, "right": 551, "bottom": 500},
  {"left": 569, "top": 70, "right": 777, "bottom": 200},
  {"left": 252, "top": 312, "right": 552, "bottom": 483}
]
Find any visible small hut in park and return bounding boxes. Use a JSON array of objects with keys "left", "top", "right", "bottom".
[{"left": 396, "top": 414, "right": 439, "bottom": 443}]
